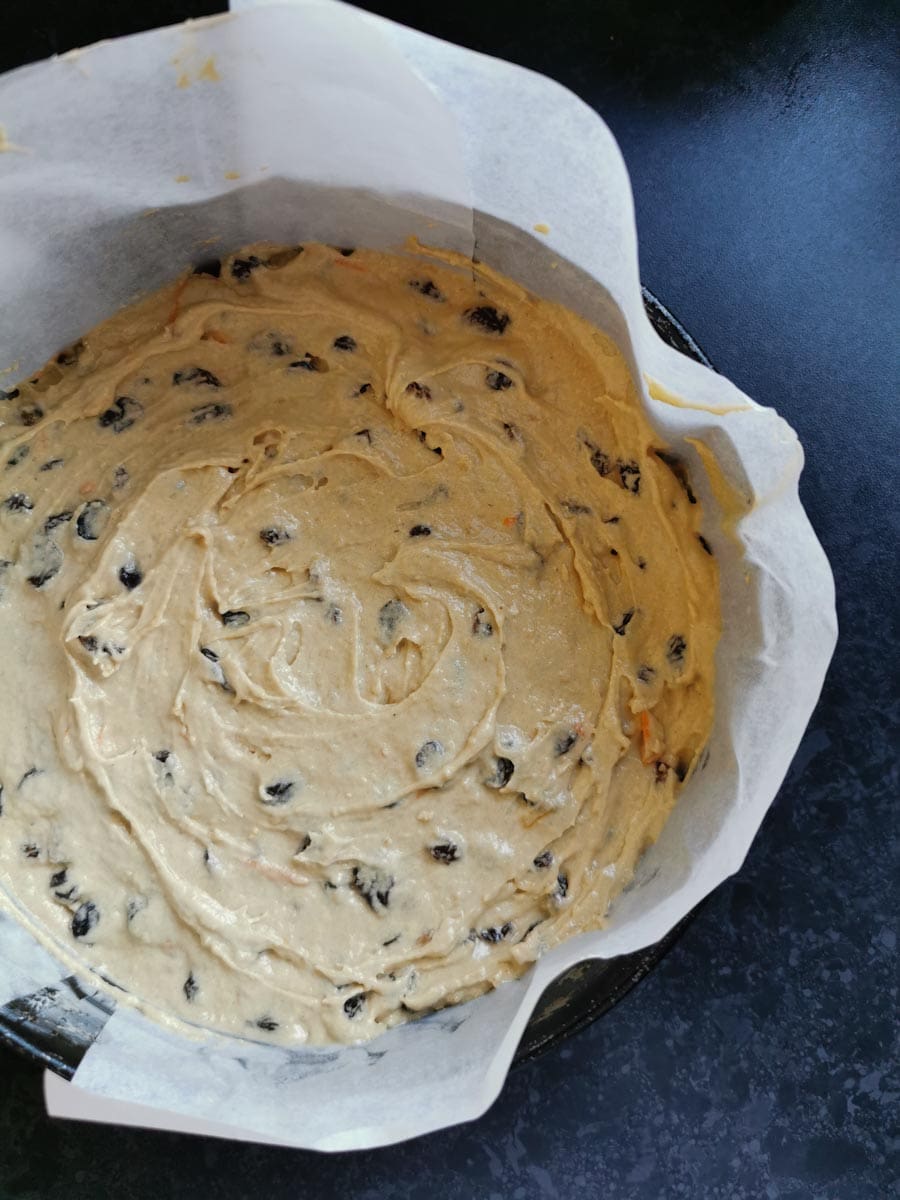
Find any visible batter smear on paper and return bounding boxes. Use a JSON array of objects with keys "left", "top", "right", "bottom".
[{"left": 0, "top": 243, "right": 719, "bottom": 1044}]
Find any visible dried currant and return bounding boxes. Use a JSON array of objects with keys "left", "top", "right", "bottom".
[
  {"left": 430, "top": 843, "right": 459, "bottom": 863},
  {"left": 405, "top": 381, "right": 432, "bottom": 400},
  {"left": 3, "top": 493, "right": 33, "bottom": 512},
  {"left": 267, "top": 336, "right": 293, "bottom": 357},
  {"left": 409, "top": 279, "right": 445, "bottom": 301},
  {"left": 554, "top": 731, "right": 577, "bottom": 756},
  {"left": 71, "top": 900, "right": 99, "bottom": 939},
  {"left": 465, "top": 306, "right": 510, "bottom": 334},
  {"left": 478, "top": 923, "right": 513, "bottom": 943},
  {"left": 98, "top": 396, "right": 143, "bottom": 433},
  {"left": 259, "top": 527, "right": 291, "bottom": 546},
  {"left": 612, "top": 609, "right": 635, "bottom": 636},
  {"left": 27, "top": 541, "right": 63, "bottom": 588},
  {"left": 189, "top": 402, "right": 232, "bottom": 423},
  {"left": 289, "top": 353, "right": 327, "bottom": 373},
  {"left": 415, "top": 740, "right": 444, "bottom": 770},
  {"left": 472, "top": 607, "right": 493, "bottom": 637},
  {"left": 485, "top": 757, "right": 514, "bottom": 789},
  {"left": 378, "top": 598, "right": 408, "bottom": 639},
  {"left": 231, "top": 256, "right": 262, "bottom": 280},
  {"left": 261, "top": 780, "right": 295, "bottom": 805},
  {"left": 343, "top": 993, "right": 365, "bottom": 1018},
  {"left": 76, "top": 499, "right": 109, "bottom": 541},
  {"left": 667, "top": 634, "right": 687, "bottom": 665},
  {"left": 590, "top": 448, "right": 611, "bottom": 477},
  {"left": 351, "top": 865, "right": 394, "bottom": 913},
  {"left": 18, "top": 405, "right": 43, "bottom": 427},
  {"left": 118, "top": 561, "right": 143, "bottom": 590},
  {"left": 618, "top": 460, "right": 641, "bottom": 495},
  {"left": 173, "top": 367, "right": 221, "bottom": 388}
]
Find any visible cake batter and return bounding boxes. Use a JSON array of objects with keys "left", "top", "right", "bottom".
[{"left": 0, "top": 242, "right": 719, "bottom": 1044}]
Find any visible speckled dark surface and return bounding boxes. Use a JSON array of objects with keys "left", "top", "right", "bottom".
[{"left": 1, "top": 1, "right": 897, "bottom": 1197}]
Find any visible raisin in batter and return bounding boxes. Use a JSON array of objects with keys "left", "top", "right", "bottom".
[{"left": 0, "top": 243, "right": 719, "bottom": 1044}]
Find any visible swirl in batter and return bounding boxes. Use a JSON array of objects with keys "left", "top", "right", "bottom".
[{"left": 0, "top": 242, "right": 719, "bottom": 1044}]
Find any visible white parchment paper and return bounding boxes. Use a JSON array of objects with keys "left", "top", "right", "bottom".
[{"left": 0, "top": 0, "right": 836, "bottom": 1150}]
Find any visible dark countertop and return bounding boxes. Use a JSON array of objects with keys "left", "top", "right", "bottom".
[{"left": 1, "top": 2, "right": 897, "bottom": 1197}]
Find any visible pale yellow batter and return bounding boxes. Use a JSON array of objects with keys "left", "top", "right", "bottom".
[{"left": 0, "top": 242, "right": 719, "bottom": 1044}]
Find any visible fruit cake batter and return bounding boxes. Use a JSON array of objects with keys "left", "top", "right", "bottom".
[{"left": 0, "top": 242, "right": 719, "bottom": 1044}]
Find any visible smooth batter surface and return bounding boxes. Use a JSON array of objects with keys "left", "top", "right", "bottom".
[{"left": 0, "top": 243, "right": 719, "bottom": 1044}]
